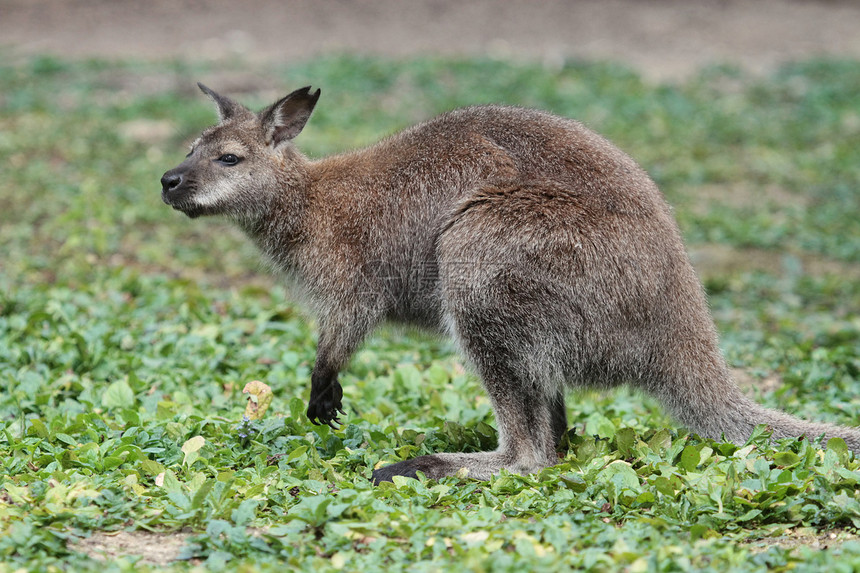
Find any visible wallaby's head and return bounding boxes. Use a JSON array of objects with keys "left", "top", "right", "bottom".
[{"left": 160, "top": 83, "right": 320, "bottom": 221}]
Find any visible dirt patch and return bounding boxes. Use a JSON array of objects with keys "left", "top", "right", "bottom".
[
  {"left": 686, "top": 184, "right": 812, "bottom": 216},
  {"left": 688, "top": 244, "right": 860, "bottom": 282},
  {"left": 731, "top": 368, "right": 783, "bottom": 395},
  {"left": 2, "top": 0, "right": 860, "bottom": 82},
  {"left": 72, "top": 530, "right": 192, "bottom": 567},
  {"left": 746, "top": 527, "right": 860, "bottom": 554}
]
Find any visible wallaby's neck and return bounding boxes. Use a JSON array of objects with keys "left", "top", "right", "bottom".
[{"left": 237, "top": 148, "right": 314, "bottom": 266}]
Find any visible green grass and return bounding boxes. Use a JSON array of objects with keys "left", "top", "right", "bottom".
[{"left": 1, "top": 54, "right": 860, "bottom": 571}]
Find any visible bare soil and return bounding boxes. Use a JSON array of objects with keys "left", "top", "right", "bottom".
[
  {"left": 746, "top": 527, "right": 860, "bottom": 554},
  {"left": 72, "top": 530, "right": 192, "bottom": 567},
  {"left": 3, "top": 0, "right": 860, "bottom": 81},
  {"left": 68, "top": 526, "right": 860, "bottom": 566}
]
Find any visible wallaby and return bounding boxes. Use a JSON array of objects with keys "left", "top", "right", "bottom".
[{"left": 161, "top": 84, "right": 860, "bottom": 484}]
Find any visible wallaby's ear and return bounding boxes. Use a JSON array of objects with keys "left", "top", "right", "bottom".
[
  {"left": 259, "top": 86, "right": 321, "bottom": 147},
  {"left": 198, "top": 82, "right": 245, "bottom": 122}
]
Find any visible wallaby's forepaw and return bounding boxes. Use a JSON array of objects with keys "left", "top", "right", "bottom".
[{"left": 306, "top": 380, "right": 345, "bottom": 428}]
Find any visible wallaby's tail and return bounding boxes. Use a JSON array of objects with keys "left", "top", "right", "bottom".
[
  {"left": 744, "top": 398, "right": 860, "bottom": 452},
  {"left": 661, "top": 367, "right": 860, "bottom": 452}
]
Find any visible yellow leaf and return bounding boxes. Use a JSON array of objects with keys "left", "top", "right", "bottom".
[
  {"left": 3, "top": 485, "right": 31, "bottom": 504},
  {"left": 181, "top": 435, "right": 206, "bottom": 466},
  {"left": 242, "top": 380, "right": 274, "bottom": 420},
  {"left": 181, "top": 435, "right": 205, "bottom": 455},
  {"left": 461, "top": 531, "right": 489, "bottom": 545},
  {"left": 331, "top": 552, "right": 347, "bottom": 569}
]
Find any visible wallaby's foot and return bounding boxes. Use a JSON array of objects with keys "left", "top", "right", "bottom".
[
  {"left": 372, "top": 450, "right": 556, "bottom": 484},
  {"left": 372, "top": 455, "right": 458, "bottom": 484},
  {"left": 307, "top": 374, "right": 345, "bottom": 428}
]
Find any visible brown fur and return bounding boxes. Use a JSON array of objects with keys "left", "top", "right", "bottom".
[{"left": 161, "top": 85, "right": 860, "bottom": 484}]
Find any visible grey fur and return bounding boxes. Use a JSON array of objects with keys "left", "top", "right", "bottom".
[{"left": 160, "top": 85, "right": 860, "bottom": 484}]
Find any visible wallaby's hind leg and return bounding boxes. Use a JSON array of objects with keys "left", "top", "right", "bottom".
[
  {"left": 371, "top": 353, "right": 561, "bottom": 483},
  {"left": 372, "top": 270, "right": 565, "bottom": 483}
]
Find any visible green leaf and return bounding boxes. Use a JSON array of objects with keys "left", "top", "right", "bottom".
[
  {"left": 28, "top": 418, "right": 50, "bottom": 439},
  {"left": 835, "top": 467, "right": 860, "bottom": 484},
  {"left": 827, "top": 437, "right": 850, "bottom": 464},
  {"left": 647, "top": 429, "right": 672, "bottom": 453},
  {"left": 679, "top": 446, "right": 701, "bottom": 472},
  {"left": 288, "top": 495, "right": 332, "bottom": 527},
  {"left": 54, "top": 433, "right": 76, "bottom": 446},
  {"left": 773, "top": 451, "right": 801, "bottom": 468},
  {"left": 559, "top": 473, "right": 587, "bottom": 493},
  {"left": 232, "top": 499, "right": 258, "bottom": 527},
  {"left": 102, "top": 378, "right": 135, "bottom": 409},
  {"left": 190, "top": 479, "right": 214, "bottom": 510},
  {"left": 652, "top": 476, "right": 675, "bottom": 497},
  {"left": 140, "top": 458, "right": 166, "bottom": 476},
  {"left": 736, "top": 509, "right": 762, "bottom": 522},
  {"left": 689, "top": 524, "right": 711, "bottom": 541},
  {"left": 585, "top": 413, "right": 616, "bottom": 439},
  {"left": 615, "top": 427, "right": 636, "bottom": 457},
  {"left": 599, "top": 460, "right": 641, "bottom": 492},
  {"left": 287, "top": 445, "right": 309, "bottom": 462}
]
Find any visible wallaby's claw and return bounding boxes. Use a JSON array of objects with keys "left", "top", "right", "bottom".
[
  {"left": 308, "top": 412, "right": 337, "bottom": 427},
  {"left": 307, "top": 371, "right": 345, "bottom": 427},
  {"left": 306, "top": 395, "right": 345, "bottom": 428}
]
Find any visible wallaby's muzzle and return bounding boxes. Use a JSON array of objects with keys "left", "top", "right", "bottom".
[{"left": 160, "top": 166, "right": 200, "bottom": 218}]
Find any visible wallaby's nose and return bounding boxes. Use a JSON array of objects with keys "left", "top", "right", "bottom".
[{"left": 161, "top": 172, "right": 184, "bottom": 193}]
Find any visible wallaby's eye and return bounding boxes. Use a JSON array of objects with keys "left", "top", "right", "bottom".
[{"left": 217, "top": 153, "right": 241, "bottom": 166}]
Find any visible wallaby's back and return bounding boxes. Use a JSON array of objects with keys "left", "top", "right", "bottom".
[{"left": 296, "top": 106, "right": 681, "bottom": 327}]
